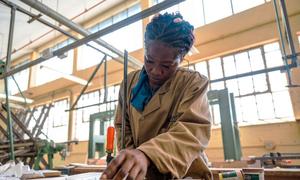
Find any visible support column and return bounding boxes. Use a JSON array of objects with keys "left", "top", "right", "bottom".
[
  {"left": 4, "top": 6, "right": 16, "bottom": 160},
  {"left": 28, "top": 51, "right": 39, "bottom": 88}
]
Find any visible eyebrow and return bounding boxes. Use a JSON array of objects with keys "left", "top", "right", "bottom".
[{"left": 145, "top": 54, "right": 178, "bottom": 64}]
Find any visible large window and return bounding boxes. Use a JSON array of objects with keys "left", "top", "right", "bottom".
[
  {"left": 8, "top": 61, "right": 29, "bottom": 95},
  {"left": 35, "top": 39, "right": 74, "bottom": 86},
  {"left": 74, "top": 85, "right": 120, "bottom": 140},
  {"left": 47, "top": 99, "right": 69, "bottom": 142},
  {"left": 29, "top": 99, "right": 69, "bottom": 142},
  {"left": 77, "top": 4, "right": 143, "bottom": 70},
  {"left": 153, "top": 0, "right": 270, "bottom": 26},
  {"left": 192, "top": 42, "right": 294, "bottom": 125}
]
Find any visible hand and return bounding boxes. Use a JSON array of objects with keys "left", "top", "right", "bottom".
[{"left": 100, "top": 149, "right": 150, "bottom": 180}]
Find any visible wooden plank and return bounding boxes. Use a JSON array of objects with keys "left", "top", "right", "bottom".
[
  {"left": 32, "top": 105, "right": 46, "bottom": 136},
  {"left": 2, "top": 104, "right": 35, "bottom": 140},
  {"left": 36, "top": 104, "right": 52, "bottom": 137},
  {"left": 0, "top": 112, "right": 25, "bottom": 141}
]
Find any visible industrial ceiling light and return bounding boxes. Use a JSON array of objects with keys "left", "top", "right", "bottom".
[
  {"left": 0, "top": 93, "right": 34, "bottom": 104},
  {"left": 40, "top": 65, "right": 91, "bottom": 86}
]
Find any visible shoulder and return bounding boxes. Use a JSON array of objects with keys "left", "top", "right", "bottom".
[
  {"left": 127, "top": 69, "right": 141, "bottom": 83},
  {"left": 175, "top": 67, "right": 209, "bottom": 84}
]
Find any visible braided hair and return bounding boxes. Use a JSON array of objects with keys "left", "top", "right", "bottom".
[{"left": 145, "top": 12, "right": 195, "bottom": 57}]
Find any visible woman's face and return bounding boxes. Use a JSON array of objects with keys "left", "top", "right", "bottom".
[{"left": 144, "top": 40, "right": 181, "bottom": 88}]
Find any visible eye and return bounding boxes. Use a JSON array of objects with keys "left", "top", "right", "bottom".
[
  {"left": 146, "top": 59, "right": 154, "bottom": 64},
  {"left": 161, "top": 64, "right": 170, "bottom": 69}
]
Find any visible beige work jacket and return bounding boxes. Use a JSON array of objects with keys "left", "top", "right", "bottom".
[{"left": 115, "top": 67, "right": 212, "bottom": 179}]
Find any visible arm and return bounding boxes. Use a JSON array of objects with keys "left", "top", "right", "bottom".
[
  {"left": 137, "top": 73, "right": 212, "bottom": 178},
  {"left": 102, "top": 79, "right": 150, "bottom": 180}
]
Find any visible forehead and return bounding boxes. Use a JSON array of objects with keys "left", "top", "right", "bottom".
[{"left": 145, "top": 41, "right": 179, "bottom": 62}]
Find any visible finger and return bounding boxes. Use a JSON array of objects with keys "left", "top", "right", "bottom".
[
  {"left": 113, "top": 158, "right": 135, "bottom": 180},
  {"left": 127, "top": 165, "right": 140, "bottom": 180},
  {"left": 102, "top": 153, "right": 126, "bottom": 179},
  {"left": 135, "top": 170, "right": 147, "bottom": 180}
]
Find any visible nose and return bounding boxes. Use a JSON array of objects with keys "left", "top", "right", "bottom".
[{"left": 150, "top": 65, "right": 163, "bottom": 76}]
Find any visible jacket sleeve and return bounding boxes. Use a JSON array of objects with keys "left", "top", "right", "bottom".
[
  {"left": 114, "top": 80, "right": 135, "bottom": 151},
  {"left": 137, "top": 73, "right": 212, "bottom": 178}
]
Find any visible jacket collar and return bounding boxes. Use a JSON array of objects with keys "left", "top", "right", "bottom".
[{"left": 141, "top": 73, "right": 175, "bottom": 116}]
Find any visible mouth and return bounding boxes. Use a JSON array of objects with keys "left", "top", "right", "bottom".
[{"left": 148, "top": 76, "right": 163, "bottom": 84}]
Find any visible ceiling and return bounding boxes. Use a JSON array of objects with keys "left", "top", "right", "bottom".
[{"left": 0, "top": 0, "right": 125, "bottom": 62}]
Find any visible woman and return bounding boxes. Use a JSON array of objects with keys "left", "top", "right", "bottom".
[{"left": 101, "top": 12, "right": 212, "bottom": 179}]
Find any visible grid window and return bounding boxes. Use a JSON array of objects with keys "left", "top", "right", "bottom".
[
  {"left": 194, "top": 42, "right": 294, "bottom": 125},
  {"left": 153, "top": 0, "right": 269, "bottom": 26},
  {"left": 30, "top": 100, "right": 69, "bottom": 143},
  {"left": 76, "top": 90, "right": 101, "bottom": 123},
  {"left": 203, "top": 0, "right": 232, "bottom": 24},
  {"left": 49, "top": 99, "right": 69, "bottom": 127},
  {"left": 47, "top": 99, "right": 69, "bottom": 142},
  {"left": 78, "top": 4, "right": 142, "bottom": 70},
  {"left": 75, "top": 85, "right": 120, "bottom": 141},
  {"left": 232, "top": 0, "right": 265, "bottom": 14}
]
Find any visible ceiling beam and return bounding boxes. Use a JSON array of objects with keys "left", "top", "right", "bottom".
[
  {"left": 0, "top": 0, "right": 185, "bottom": 79},
  {"left": 20, "top": 0, "right": 142, "bottom": 70}
]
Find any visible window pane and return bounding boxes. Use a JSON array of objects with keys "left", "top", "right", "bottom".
[
  {"left": 268, "top": 71, "right": 288, "bottom": 91},
  {"left": 240, "top": 96, "right": 258, "bottom": 122},
  {"left": 195, "top": 61, "right": 208, "bottom": 78},
  {"left": 249, "top": 48, "right": 265, "bottom": 71},
  {"left": 188, "top": 64, "right": 195, "bottom": 71},
  {"left": 113, "top": 11, "right": 127, "bottom": 23},
  {"left": 264, "top": 43, "right": 283, "bottom": 68},
  {"left": 253, "top": 74, "right": 268, "bottom": 92},
  {"left": 273, "top": 91, "right": 294, "bottom": 118},
  {"left": 265, "top": 51, "right": 283, "bottom": 68},
  {"left": 232, "top": 0, "right": 265, "bottom": 13},
  {"left": 223, "top": 55, "right": 237, "bottom": 77},
  {"left": 211, "top": 82, "right": 225, "bottom": 90},
  {"left": 75, "top": 85, "right": 120, "bottom": 141},
  {"left": 238, "top": 76, "right": 254, "bottom": 95},
  {"left": 234, "top": 98, "right": 243, "bottom": 123},
  {"left": 178, "top": 0, "right": 205, "bottom": 27},
  {"left": 235, "top": 52, "right": 251, "bottom": 74},
  {"left": 256, "top": 93, "right": 275, "bottom": 120},
  {"left": 8, "top": 62, "right": 29, "bottom": 95},
  {"left": 203, "top": 0, "right": 232, "bottom": 24},
  {"left": 48, "top": 99, "right": 69, "bottom": 142},
  {"left": 209, "top": 57, "right": 223, "bottom": 80},
  {"left": 211, "top": 104, "right": 221, "bottom": 125},
  {"left": 226, "top": 79, "right": 239, "bottom": 95}
]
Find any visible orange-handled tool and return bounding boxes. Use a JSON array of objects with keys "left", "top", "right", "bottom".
[{"left": 106, "top": 126, "right": 115, "bottom": 164}]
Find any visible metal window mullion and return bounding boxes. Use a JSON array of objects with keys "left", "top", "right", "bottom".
[
  {"left": 220, "top": 57, "right": 226, "bottom": 89},
  {"left": 206, "top": 61, "right": 212, "bottom": 90},
  {"left": 260, "top": 45, "right": 278, "bottom": 119},
  {"left": 232, "top": 54, "right": 242, "bottom": 97},
  {"left": 260, "top": 46, "right": 272, "bottom": 92},
  {"left": 232, "top": 54, "right": 245, "bottom": 122},
  {"left": 229, "top": 0, "right": 235, "bottom": 14},
  {"left": 247, "top": 51, "right": 260, "bottom": 122},
  {"left": 202, "top": 0, "right": 206, "bottom": 25}
]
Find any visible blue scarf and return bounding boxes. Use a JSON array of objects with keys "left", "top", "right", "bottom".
[{"left": 131, "top": 69, "right": 154, "bottom": 112}]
